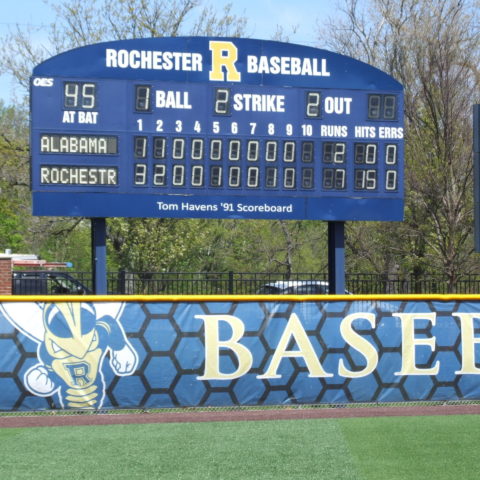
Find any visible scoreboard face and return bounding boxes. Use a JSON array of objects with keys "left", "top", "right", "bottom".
[{"left": 30, "top": 37, "right": 404, "bottom": 220}]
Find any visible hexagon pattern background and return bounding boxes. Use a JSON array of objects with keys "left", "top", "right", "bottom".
[{"left": 0, "top": 299, "right": 479, "bottom": 410}]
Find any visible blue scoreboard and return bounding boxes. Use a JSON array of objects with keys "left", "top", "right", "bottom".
[{"left": 30, "top": 37, "right": 404, "bottom": 221}]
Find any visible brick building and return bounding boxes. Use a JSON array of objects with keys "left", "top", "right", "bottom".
[{"left": 0, "top": 255, "right": 12, "bottom": 295}]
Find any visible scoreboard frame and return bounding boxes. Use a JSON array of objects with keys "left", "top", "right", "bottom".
[{"left": 30, "top": 36, "right": 404, "bottom": 221}]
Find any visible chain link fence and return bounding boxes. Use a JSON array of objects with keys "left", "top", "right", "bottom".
[{"left": 2, "top": 400, "right": 480, "bottom": 418}]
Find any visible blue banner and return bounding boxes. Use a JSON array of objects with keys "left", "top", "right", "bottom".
[{"left": 0, "top": 297, "right": 479, "bottom": 410}]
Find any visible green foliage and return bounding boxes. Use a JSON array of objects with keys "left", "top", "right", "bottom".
[
  {"left": 37, "top": 219, "right": 92, "bottom": 270},
  {"left": 102, "top": 218, "right": 329, "bottom": 275},
  {"left": 0, "top": 101, "right": 29, "bottom": 253},
  {"left": 107, "top": 217, "right": 208, "bottom": 272},
  {"left": 179, "top": 219, "right": 328, "bottom": 274},
  {"left": 0, "top": 195, "right": 25, "bottom": 252}
]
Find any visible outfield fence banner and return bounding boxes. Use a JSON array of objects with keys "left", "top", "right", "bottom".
[{"left": 0, "top": 296, "right": 480, "bottom": 411}]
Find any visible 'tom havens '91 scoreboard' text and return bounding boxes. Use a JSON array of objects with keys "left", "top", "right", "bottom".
[{"left": 30, "top": 37, "right": 404, "bottom": 221}]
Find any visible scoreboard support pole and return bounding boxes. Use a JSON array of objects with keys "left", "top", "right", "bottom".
[
  {"left": 91, "top": 217, "right": 107, "bottom": 294},
  {"left": 327, "top": 221, "right": 346, "bottom": 294}
]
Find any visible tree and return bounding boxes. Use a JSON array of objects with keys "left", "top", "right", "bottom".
[
  {"left": 1, "top": 0, "right": 247, "bottom": 99},
  {"left": 0, "top": 0, "right": 333, "bottom": 275},
  {"left": 0, "top": 0, "right": 250, "bottom": 269},
  {"left": 0, "top": 101, "right": 29, "bottom": 253},
  {"left": 107, "top": 217, "right": 209, "bottom": 272},
  {"left": 189, "top": 219, "right": 328, "bottom": 274},
  {"left": 320, "top": 0, "right": 480, "bottom": 289}
]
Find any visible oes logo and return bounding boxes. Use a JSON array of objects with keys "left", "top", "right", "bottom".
[{"left": 33, "top": 77, "right": 54, "bottom": 87}]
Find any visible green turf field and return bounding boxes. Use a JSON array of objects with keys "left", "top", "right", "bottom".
[{"left": 1, "top": 415, "right": 480, "bottom": 479}]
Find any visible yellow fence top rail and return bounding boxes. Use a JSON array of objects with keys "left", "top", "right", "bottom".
[{"left": 1, "top": 293, "right": 480, "bottom": 302}]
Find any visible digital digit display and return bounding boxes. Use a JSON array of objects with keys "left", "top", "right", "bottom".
[
  {"left": 30, "top": 37, "right": 404, "bottom": 220},
  {"left": 64, "top": 82, "right": 96, "bottom": 109},
  {"left": 135, "top": 85, "right": 151, "bottom": 112}
]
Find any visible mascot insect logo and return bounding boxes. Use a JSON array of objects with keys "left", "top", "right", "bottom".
[{"left": 0, "top": 302, "right": 138, "bottom": 409}]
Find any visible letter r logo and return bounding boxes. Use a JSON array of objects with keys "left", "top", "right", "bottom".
[
  {"left": 209, "top": 41, "right": 241, "bottom": 82},
  {"left": 65, "top": 362, "right": 91, "bottom": 386}
]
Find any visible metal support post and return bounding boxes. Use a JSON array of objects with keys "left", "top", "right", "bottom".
[
  {"left": 91, "top": 217, "right": 107, "bottom": 294},
  {"left": 328, "top": 221, "right": 346, "bottom": 294}
]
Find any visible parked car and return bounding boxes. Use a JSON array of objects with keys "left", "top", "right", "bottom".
[
  {"left": 257, "top": 280, "right": 350, "bottom": 295},
  {"left": 12, "top": 271, "right": 91, "bottom": 295}
]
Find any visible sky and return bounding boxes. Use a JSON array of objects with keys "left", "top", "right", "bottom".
[{"left": 0, "top": 0, "right": 340, "bottom": 106}]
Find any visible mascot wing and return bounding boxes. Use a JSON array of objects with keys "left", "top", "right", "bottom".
[
  {"left": 93, "top": 302, "right": 125, "bottom": 322},
  {"left": 0, "top": 302, "right": 45, "bottom": 342}
]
